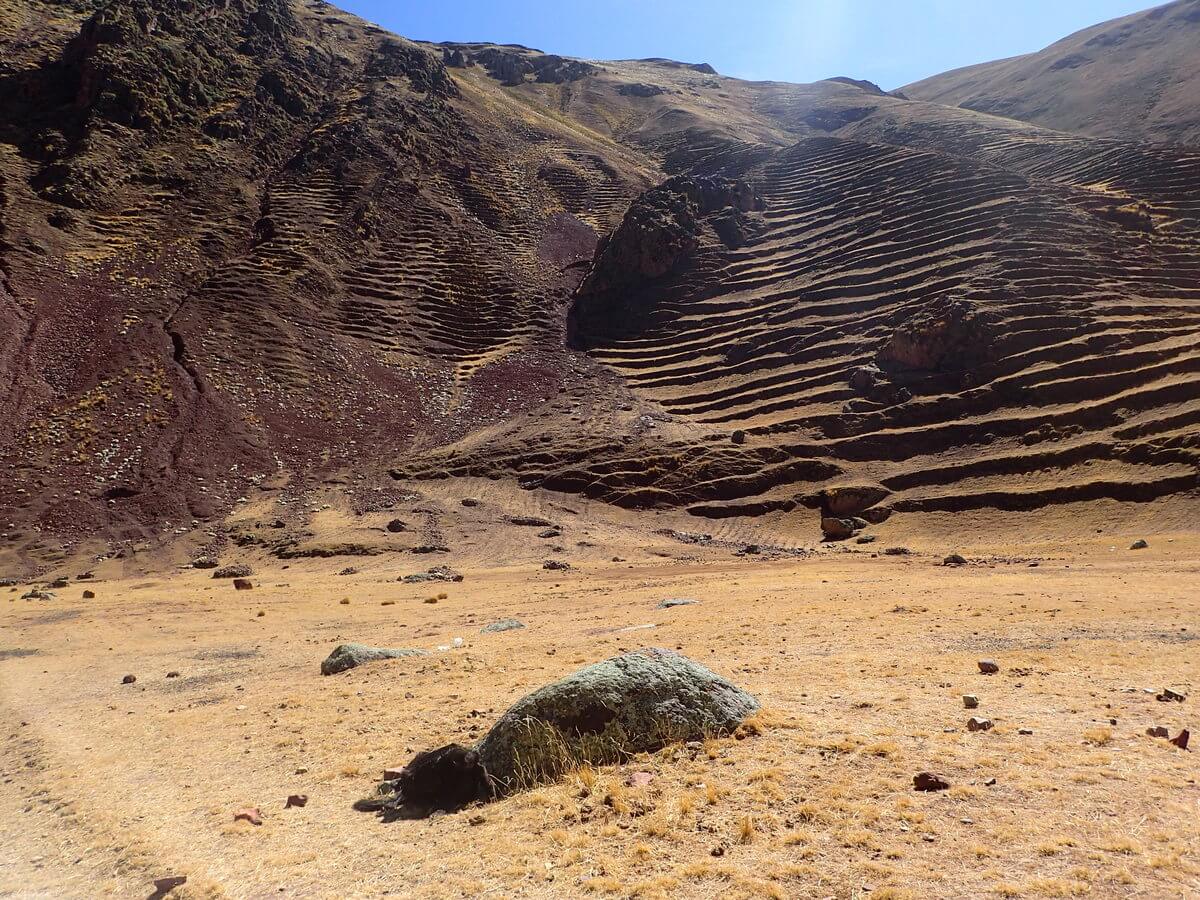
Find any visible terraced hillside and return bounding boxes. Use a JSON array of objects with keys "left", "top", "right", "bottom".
[{"left": 2, "top": 0, "right": 1199, "bottom": 566}]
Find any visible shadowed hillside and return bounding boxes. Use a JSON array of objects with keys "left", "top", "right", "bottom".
[
  {"left": 903, "top": 0, "right": 1200, "bottom": 146},
  {"left": 1, "top": 0, "right": 1198, "bottom": 568}
]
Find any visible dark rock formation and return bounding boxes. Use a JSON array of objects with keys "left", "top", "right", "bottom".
[
  {"left": 569, "top": 176, "right": 764, "bottom": 346},
  {"left": 876, "top": 298, "right": 997, "bottom": 373}
]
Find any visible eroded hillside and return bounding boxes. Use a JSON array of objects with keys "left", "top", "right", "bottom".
[{"left": 1, "top": 0, "right": 1198, "bottom": 568}]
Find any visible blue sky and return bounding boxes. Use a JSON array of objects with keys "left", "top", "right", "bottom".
[{"left": 337, "top": 1, "right": 1160, "bottom": 89}]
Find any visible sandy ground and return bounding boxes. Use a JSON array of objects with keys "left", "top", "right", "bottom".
[{"left": 2, "top": 504, "right": 1198, "bottom": 899}]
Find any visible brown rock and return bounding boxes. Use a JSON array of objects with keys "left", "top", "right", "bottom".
[
  {"left": 977, "top": 659, "right": 999, "bottom": 674},
  {"left": 233, "top": 578, "right": 253, "bottom": 590},
  {"left": 233, "top": 807, "right": 263, "bottom": 825},
  {"left": 913, "top": 772, "right": 951, "bottom": 792},
  {"left": 962, "top": 694, "right": 980, "bottom": 709},
  {"left": 1146, "top": 726, "right": 1169, "bottom": 738},
  {"left": 285, "top": 794, "right": 308, "bottom": 808},
  {"left": 151, "top": 875, "right": 187, "bottom": 895},
  {"left": 82, "top": 589, "right": 96, "bottom": 599},
  {"left": 967, "top": 716, "right": 994, "bottom": 732},
  {"left": 121, "top": 674, "right": 136, "bottom": 684},
  {"left": 383, "top": 767, "right": 405, "bottom": 780},
  {"left": 1169, "top": 729, "right": 1190, "bottom": 750},
  {"left": 1156, "top": 688, "right": 1186, "bottom": 703}
]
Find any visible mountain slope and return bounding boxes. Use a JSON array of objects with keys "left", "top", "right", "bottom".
[
  {"left": 1, "top": 0, "right": 1198, "bottom": 568},
  {"left": 903, "top": 0, "right": 1200, "bottom": 146}
]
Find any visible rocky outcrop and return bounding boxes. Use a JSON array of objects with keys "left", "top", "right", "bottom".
[
  {"left": 568, "top": 176, "right": 764, "bottom": 346},
  {"left": 877, "top": 298, "right": 997, "bottom": 373},
  {"left": 441, "top": 45, "right": 599, "bottom": 86}
]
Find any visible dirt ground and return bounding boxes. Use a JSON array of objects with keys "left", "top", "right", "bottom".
[{"left": 2, "top": 498, "right": 1198, "bottom": 899}]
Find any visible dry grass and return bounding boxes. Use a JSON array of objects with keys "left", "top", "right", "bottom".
[{"left": 2, "top": 517, "right": 1198, "bottom": 898}]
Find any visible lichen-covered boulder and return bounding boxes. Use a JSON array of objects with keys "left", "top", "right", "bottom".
[
  {"left": 320, "top": 643, "right": 428, "bottom": 676},
  {"left": 476, "top": 648, "right": 759, "bottom": 795}
]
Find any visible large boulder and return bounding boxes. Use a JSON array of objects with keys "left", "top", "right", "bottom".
[
  {"left": 476, "top": 648, "right": 759, "bottom": 795},
  {"left": 320, "top": 643, "right": 429, "bottom": 676},
  {"left": 358, "top": 649, "right": 759, "bottom": 817},
  {"left": 877, "top": 298, "right": 996, "bottom": 373}
]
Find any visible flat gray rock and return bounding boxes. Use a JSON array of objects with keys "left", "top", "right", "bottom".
[
  {"left": 657, "top": 598, "right": 699, "bottom": 609},
  {"left": 481, "top": 619, "right": 525, "bottom": 634},
  {"left": 320, "top": 643, "right": 429, "bottom": 676},
  {"left": 475, "top": 648, "right": 759, "bottom": 795}
]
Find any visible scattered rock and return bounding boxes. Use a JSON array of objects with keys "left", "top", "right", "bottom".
[
  {"left": 1018, "top": 728, "right": 1034, "bottom": 735},
  {"left": 338, "top": 567, "right": 358, "bottom": 576},
  {"left": 481, "top": 619, "right": 525, "bottom": 634},
  {"left": 883, "top": 547, "right": 911, "bottom": 556},
  {"left": 1146, "top": 726, "right": 1170, "bottom": 738},
  {"left": 320, "top": 643, "right": 429, "bottom": 676},
  {"left": 20, "top": 589, "right": 54, "bottom": 600},
  {"left": 963, "top": 694, "right": 979, "bottom": 709},
  {"left": 856, "top": 534, "right": 876, "bottom": 544},
  {"left": 461, "top": 498, "right": 480, "bottom": 507},
  {"left": 821, "top": 517, "right": 858, "bottom": 541},
  {"left": 411, "top": 545, "right": 449, "bottom": 554},
  {"left": 151, "top": 875, "right": 187, "bottom": 896},
  {"left": 967, "top": 716, "right": 994, "bottom": 732},
  {"left": 213, "top": 564, "right": 252, "bottom": 579},
  {"left": 657, "top": 598, "right": 699, "bottom": 609},
  {"left": 166, "top": 671, "right": 181, "bottom": 678},
  {"left": 983, "top": 777, "right": 997, "bottom": 787},
  {"left": 508, "top": 516, "right": 554, "bottom": 527},
  {"left": 1156, "top": 688, "right": 1186, "bottom": 703},
  {"left": 233, "top": 578, "right": 253, "bottom": 590},
  {"left": 977, "top": 659, "right": 1000, "bottom": 675},
  {"left": 49, "top": 578, "right": 69, "bottom": 589},
  {"left": 121, "top": 674, "right": 136, "bottom": 684},
  {"left": 542, "top": 560, "right": 571, "bottom": 570},
  {"left": 285, "top": 794, "right": 308, "bottom": 808},
  {"left": 537, "top": 528, "right": 562, "bottom": 539},
  {"left": 944, "top": 553, "right": 967, "bottom": 566},
  {"left": 232, "top": 807, "right": 262, "bottom": 826},
  {"left": 1130, "top": 539, "right": 1149, "bottom": 550},
  {"left": 400, "top": 566, "right": 463, "bottom": 584},
  {"left": 82, "top": 589, "right": 96, "bottom": 599},
  {"left": 913, "top": 772, "right": 950, "bottom": 792},
  {"left": 1169, "top": 729, "right": 1190, "bottom": 750},
  {"left": 192, "top": 557, "right": 219, "bottom": 569},
  {"left": 386, "top": 519, "right": 408, "bottom": 533},
  {"left": 468, "top": 814, "right": 486, "bottom": 826}
]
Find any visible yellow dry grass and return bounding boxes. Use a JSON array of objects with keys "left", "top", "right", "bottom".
[{"left": 1, "top": 511, "right": 1198, "bottom": 898}]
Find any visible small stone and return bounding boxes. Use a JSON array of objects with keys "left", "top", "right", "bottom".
[
  {"left": 82, "top": 589, "right": 96, "bottom": 599},
  {"left": 284, "top": 794, "right": 307, "bottom": 808},
  {"left": 121, "top": 674, "right": 136, "bottom": 684},
  {"left": 233, "top": 807, "right": 262, "bottom": 826},
  {"left": 152, "top": 875, "right": 187, "bottom": 894},
  {"left": 913, "top": 772, "right": 950, "bottom": 792},
  {"left": 339, "top": 598, "right": 350, "bottom": 605},
  {"left": 481, "top": 619, "right": 524, "bottom": 634},
  {"left": 233, "top": 579, "right": 253, "bottom": 591},
  {"left": 1156, "top": 688, "right": 1186, "bottom": 703},
  {"left": 977, "top": 659, "right": 999, "bottom": 674},
  {"left": 983, "top": 777, "right": 997, "bottom": 786},
  {"left": 213, "top": 564, "right": 252, "bottom": 579},
  {"left": 711, "top": 845, "right": 726, "bottom": 857},
  {"left": 626, "top": 771, "right": 655, "bottom": 788},
  {"left": 386, "top": 519, "right": 407, "bottom": 533},
  {"left": 1169, "top": 729, "right": 1190, "bottom": 751},
  {"left": 1018, "top": 728, "right": 1034, "bottom": 735},
  {"left": 657, "top": 598, "right": 699, "bottom": 609},
  {"left": 856, "top": 534, "right": 876, "bottom": 544},
  {"left": 461, "top": 498, "right": 480, "bottom": 507},
  {"left": 193, "top": 556, "right": 219, "bottom": 569},
  {"left": 963, "top": 694, "right": 979, "bottom": 709},
  {"left": 166, "top": 671, "right": 181, "bottom": 678},
  {"left": 294, "top": 767, "right": 308, "bottom": 775},
  {"left": 944, "top": 553, "right": 967, "bottom": 566},
  {"left": 424, "top": 596, "right": 437, "bottom": 604},
  {"left": 1130, "top": 539, "right": 1148, "bottom": 550},
  {"left": 1146, "top": 726, "right": 1170, "bottom": 738},
  {"left": 468, "top": 814, "right": 486, "bottom": 826},
  {"left": 967, "top": 716, "right": 994, "bottom": 732},
  {"left": 542, "top": 559, "right": 571, "bottom": 570}
]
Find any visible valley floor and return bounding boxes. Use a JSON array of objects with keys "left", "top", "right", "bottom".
[{"left": 2, "top": 534, "right": 1198, "bottom": 898}]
